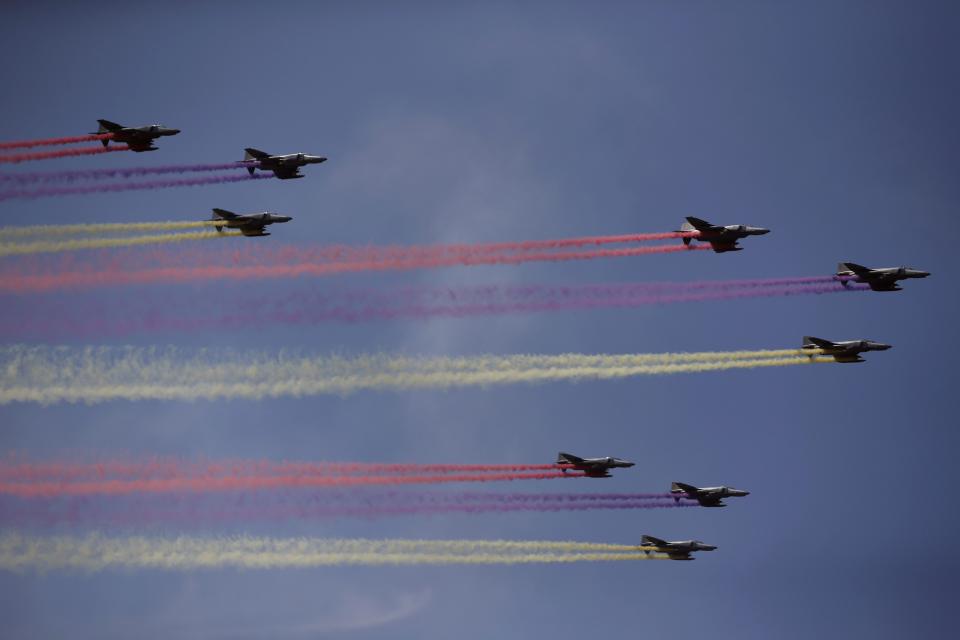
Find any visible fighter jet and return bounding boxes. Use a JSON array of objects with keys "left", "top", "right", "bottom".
[
  {"left": 802, "top": 336, "right": 891, "bottom": 363},
  {"left": 671, "top": 482, "right": 749, "bottom": 507},
  {"left": 210, "top": 208, "right": 292, "bottom": 237},
  {"left": 678, "top": 216, "right": 770, "bottom": 253},
  {"left": 555, "top": 452, "right": 635, "bottom": 478},
  {"left": 836, "top": 262, "right": 930, "bottom": 292},
  {"left": 639, "top": 535, "right": 717, "bottom": 560},
  {"left": 92, "top": 119, "right": 180, "bottom": 152},
  {"left": 240, "top": 148, "right": 327, "bottom": 179}
]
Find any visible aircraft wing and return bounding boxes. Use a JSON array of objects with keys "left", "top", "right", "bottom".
[
  {"left": 866, "top": 278, "right": 901, "bottom": 292},
  {"left": 124, "top": 139, "right": 157, "bottom": 152},
  {"left": 708, "top": 241, "right": 741, "bottom": 253},
  {"left": 239, "top": 225, "right": 269, "bottom": 237},
  {"left": 833, "top": 354, "right": 865, "bottom": 363},
  {"left": 272, "top": 166, "right": 303, "bottom": 180},
  {"left": 803, "top": 336, "right": 837, "bottom": 350}
]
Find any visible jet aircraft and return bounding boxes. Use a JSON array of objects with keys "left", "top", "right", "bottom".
[
  {"left": 802, "top": 336, "right": 891, "bottom": 363},
  {"left": 836, "top": 262, "right": 930, "bottom": 291},
  {"left": 92, "top": 119, "right": 180, "bottom": 152},
  {"left": 240, "top": 148, "right": 327, "bottom": 179},
  {"left": 555, "top": 452, "right": 635, "bottom": 478},
  {"left": 211, "top": 208, "right": 292, "bottom": 237},
  {"left": 639, "top": 535, "right": 717, "bottom": 560},
  {"left": 671, "top": 482, "right": 749, "bottom": 507},
  {"left": 678, "top": 216, "right": 770, "bottom": 253}
]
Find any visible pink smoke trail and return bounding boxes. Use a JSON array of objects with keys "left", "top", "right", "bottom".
[
  {"left": 0, "top": 145, "right": 130, "bottom": 164},
  {"left": 0, "top": 134, "right": 114, "bottom": 150},
  {"left": 0, "top": 244, "right": 708, "bottom": 294}
]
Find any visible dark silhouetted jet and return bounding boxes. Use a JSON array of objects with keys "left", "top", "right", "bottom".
[
  {"left": 671, "top": 482, "right": 749, "bottom": 507},
  {"left": 640, "top": 535, "right": 717, "bottom": 560},
  {"left": 555, "top": 452, "right": 635, "bottom": 478},
  {"left": 836, "top": 262, "right": 930, "bottom": 291},
  {"left": 93, "top": 119, "right": 180, "bottom": 152},
  {"left": 240, "top": 148, "right": 327, "bottom": 179},
  {"left": 210, "top": 208, "right": 292, "bottom": 237},
  {"left": 678, "top": 216, "right": 770, "bottom": 252},
  {"left": 802, "top": 336, "right": 891, "bottom": 363}
]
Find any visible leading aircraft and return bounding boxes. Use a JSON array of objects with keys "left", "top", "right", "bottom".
[
  {"left": 210, "top": 208, "right": 292, "bottom": 237},
  {"left": 639, "top": 535, "right": 717, "bottom": 560},
  {"left": 678, "top": 216, "right": 770, "bottom": 253},
  {"left": 555, "top": 452, "right": 635, "bottom": 478},
  {"left": 92, "top": 119, "right": 181, "bottom": 152},
  {"left": 671, "top": 482, "right": 749, "bottom": 507},
  {"left": 802, "top": 336, "right": 892, "bottom": 363},
  {"left": 836, "top": 262, "right": 930, "bottom": 291},
  {"left": 240, "top": 148, "right": 327, "bottom": 179}
]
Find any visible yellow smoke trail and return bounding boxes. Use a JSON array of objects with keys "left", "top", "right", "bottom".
[
  {"left": 0, "top": 345, "right": 832, "bottom": 405},
  {"left": 0, "top": 533, "right": 666, "bottom": 572},
  {"left": 0, "top": 230, "right": 241, "bottom": 257},
  {"left": 0, "top": 220, "right": 222, "bottom": 239}
]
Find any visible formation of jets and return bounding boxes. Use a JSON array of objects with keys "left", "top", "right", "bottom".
[{"left": 74, "top": 121, "right": 932, "bottom": 563}]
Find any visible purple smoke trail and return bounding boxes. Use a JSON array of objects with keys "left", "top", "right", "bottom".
[
  {"left": 0, "top": 163, "right": 259, "bottom": 185},
  {"left": 0, "top": 491, "right": 696, "bottom": 529},
  {"left": 0, "top": 173, "right": 275, "bottom": 201},
  {"left": 0, "top": 281, "right": 871, "bottom": 340}
]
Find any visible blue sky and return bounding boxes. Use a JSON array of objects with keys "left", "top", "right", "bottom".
[{"left": 1, "top": 1, "right": 958, "bottom": 638}]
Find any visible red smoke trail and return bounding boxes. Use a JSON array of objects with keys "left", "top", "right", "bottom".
[
  {"left": 0, "top": 244, "right": 709, "bottom": 294},
  {"left": 0, "top": 134, "right": 113, "bottom": 150},
  {"left": 0, "top": 145, "right": 129, "bottom": 164},
  {"left": 0, "top": 460, "right": 574, "bottom": 482},
  {"left": 0, "top": 471, "right": 585, "bottom": 497}
]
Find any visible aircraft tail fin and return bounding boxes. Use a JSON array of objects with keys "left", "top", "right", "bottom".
[
  {"left": 684, "top": 216, "right": 713, "bottom": 231},
  {"left": 244, "top": 147, "right": 270, "bottom": 161},
  {"left": 802, "top": 336, "right": 834, "bottom": 350},
  {"left": 212, "top": 208, "right": 238, "bottom": 220},
  {"left": 96, "top": 119, "right": 123, "bottom": 133},
  {"left": 641, "top": 535, "right": 667, "bottom": 547},
  {"left": 556, "top": 452, "right": 584, "bottom": 465},
  {"left": 671, "top": 482, "right": 698, "bottom": 494},
  {"left": 838, "top": 262, "right": 870, "bottom": 276}
]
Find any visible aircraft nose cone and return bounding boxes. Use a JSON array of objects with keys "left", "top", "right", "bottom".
[
  {"left": 168, "top": 129, "right": 181, "bottom": 135},
  {"left": 753, "top": 228, "right": 771, "bottom": 235}
]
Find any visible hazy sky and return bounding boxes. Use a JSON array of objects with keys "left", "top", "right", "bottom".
[{"left": 1, "top": 1, "right": 958, "bottom": 638}]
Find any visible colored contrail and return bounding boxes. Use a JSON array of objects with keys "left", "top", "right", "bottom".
[
  {"left": 0, "top": 231, "right": 241, "bottom": 257},
  {"left": 0, "top": 173, "right": 274, "bottom": 202},
  {"left": 0, "top": 533, "right": 667, "bottom": 571},
  {"left": 0, "top": 345, "right": 832, "bottom": 405},
  {"left": 0, "top": 163, "right": 256, "bottom": 184},
  {"left": 0, "top": 145, "right": 130, "bottom": 164},
  {"left": 0, "top": 220, "right": 223, "bottom": 239},
  {"left": 0, "top": 133, "right": 113, "bottom": 150},
  {"left": 0, "top": 244, "right": 709, "bottom": 293},
  {"left": 0, "top": 492, "right": 695, "bottom": 528},
  {"left": 0, "top": 460, "right": 575, "bottom": 481},
  {"left": 0, "top": 278, "right": 868, "bottom": 339}
]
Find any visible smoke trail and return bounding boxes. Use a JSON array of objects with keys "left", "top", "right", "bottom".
[
  {"left": 0, "top": 173, "right": 274, "bottom": 202},
  {"left": 0, "top": 145, "right": 130, "bottom": 164},
  {"left": 0, "top": 345, "right": 831, "bottom": 405},
  {"left": 0, "top": 492, "right": 695, "bottom": 528},
  {"left": 0, "top": 244, "right": 709, "bottom": 293},
  {"left": 0, "top": 221, "right": 223, "bottom": 239},
  {"left": 0, "top": 279, "right": 869, "bottom": 339},
  {"left": 0, "top": 471, "right": 585, "bottom": 497},
  {"left": 0, "top": 163, "right": 256, "bottom": 185},
  {"left": 0, "top": 231, "right": 241, "bottom": 257},
  {"left": 0, "top": 533, "right": 666, "bottom": 571},
  {"left": 0, "top": 459, "right": 575, "bottom": 481},
  {"left": 0, "top": 134, "right": 113, "bottom": 150}
]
